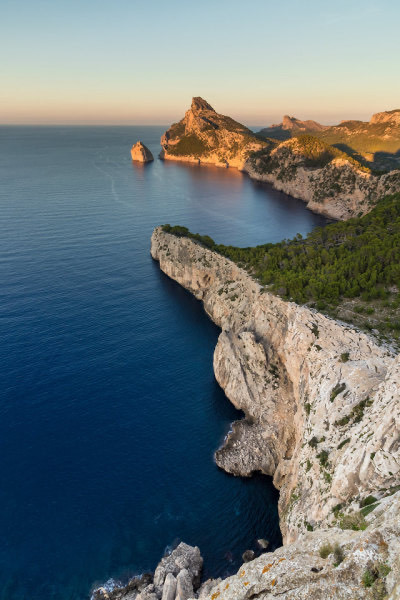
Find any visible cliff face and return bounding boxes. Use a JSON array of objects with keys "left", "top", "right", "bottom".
[
  {"left": 151, "top": 228, "right": 399, "bottom": 539},
  {"left": 160, "top": 97, "right": 266, "bottom": 169},
  {"left": 150, "top": 228, "right": 400, "bottom": 598},
  {"left": 245, "top": 137, "right": 400, "bottom": 219}
]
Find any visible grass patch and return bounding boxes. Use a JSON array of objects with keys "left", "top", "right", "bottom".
[
  {"left": 338, "top": 511, "right": 367, "bottom": 531},
  {"left": 338, "top": 438, "right": 350, "bottom": 450}
]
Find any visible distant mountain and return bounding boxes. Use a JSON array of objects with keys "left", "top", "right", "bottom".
[
  {"left": 259, "top": 115, "right": 328, "bottom": 140},
  {"left": 259, "top": 109, "right": 400, "bottom": 170},
  {"left": 316, "top": 109, "right": 400, "bottom": 169}
]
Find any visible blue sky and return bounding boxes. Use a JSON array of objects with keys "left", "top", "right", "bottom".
[{"left": 1, "top": 0, "right": 399, "bottom": 124}]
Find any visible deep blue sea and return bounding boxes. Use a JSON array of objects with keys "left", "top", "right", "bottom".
[{"left": 0, "top": 126, "right": 327, "bottom": 600}]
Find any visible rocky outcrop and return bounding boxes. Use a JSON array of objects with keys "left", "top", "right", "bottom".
[
  {"left": 131, "top": 141, "right": 154, "bottom": 163},
  {"left": 91, "top": 543, "right": 203, "bottom": 600},
  {"left": 370, "top": 108, "right": 400, "bottom": 126},
  {"left": 149, "top": 227, "right": 400, "bottom": 598},
  {"left": 160, "top": 97, "right": 266, "bottom": 169},
  {"left": 244, "top": 137, "right": 400, "bottom": 219}
]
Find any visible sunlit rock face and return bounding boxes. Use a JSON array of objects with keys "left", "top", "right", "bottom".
[
  {"left": 160, "top": 97, "right": 266, "bottom": 170},
  {"left": 131, "top": 141, "right": 154, "bottom": 163}
]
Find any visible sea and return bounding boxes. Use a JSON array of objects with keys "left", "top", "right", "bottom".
[{"left": 0, "top": 126, "right": 327, "bottom": 599}]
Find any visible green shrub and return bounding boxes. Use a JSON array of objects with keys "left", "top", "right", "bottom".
[
  {"left": 360, "top": 495, "right": 378, "bottom": 508},
  {"left": 340, "top": 352, "right": 350, "bottom": 362},
  {"left": 308, "top": 436, "right": 319, "bottom": 449},
  {"left": 166, "top": 134, "right": 208, "bottom": 157},
  {"left": 338, "top": 438, "right": 350, "bottom": 450},
  {"left": 362, "top": 568, "right": 375, "bottom": 588},
  {"left": 333, "top": 543, "right": 345, "bottom": 566},
  {"left": 334, "top": 396, "right": 373, "bottom": 427},
  {"left": 317, "top": 449, "right": 329, "bottom": 467},
  {"left": 319, "top": 543, "right": 333, "bottom": 558},
  {"left": 330, "top": 382, "right": 346, "bottom": 402},
  {"left": 339, "top": 511, "right": 367, "bottom": 531}
]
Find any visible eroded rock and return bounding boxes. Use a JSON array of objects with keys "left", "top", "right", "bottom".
[{"left": 130, "top": 141, "right": 154, "bottom": 163}]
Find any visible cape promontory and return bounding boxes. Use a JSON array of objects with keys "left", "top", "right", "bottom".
[
  {"left": 159, "top": 99, "right": 400, "bottom": 220},
  {"left": 131, "top": 141, "right": 154, "bottom": 163},
  {"left": 160, "top": 97, "right": 266, "bottom": 169}
]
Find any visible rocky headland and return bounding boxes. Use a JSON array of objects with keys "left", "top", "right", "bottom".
[
  {"left": 159, "top": 99, "right": 400, "bottom": 220},
  {"left": 160, "top": 97, "right": 266, "bottom": 169},
  {"left": 131, "top": 141, "right": 154, "bottom": 163},
  {"left": 244, "top": 136, "right": 400, "bottom": 220},
  {"left": 144, "top": 227, "right": 400, "bottom": 600}
]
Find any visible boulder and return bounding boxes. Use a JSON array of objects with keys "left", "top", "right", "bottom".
[
  {"left": 175, "top": 569, "right": 193, "bottom": 600},
  {"left": 130, "top": 141, "right": 154, "bottom": 163},
  {"left": 256, "top": 538, "right": 269, "bottom": 550},
  {"left": 241, "top": 550, "right": 255, "bottom": 563}
]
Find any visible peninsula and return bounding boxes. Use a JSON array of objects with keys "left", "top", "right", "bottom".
[{"left": 160, "top": 98, "right": 400, "bottom": 220}]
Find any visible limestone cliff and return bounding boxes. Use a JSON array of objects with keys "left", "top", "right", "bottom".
[
  {"left": 131, "top": 141, "right": 154, "bottom": 163},
  {"left": 160, "top": 97, "right": 266, "bottom": 169},
  {"left": 149, "top": 227, "right": 400, "bottom": 599},
  {"left": 244, "top": 137, "right": 400, "bottom": 219}
]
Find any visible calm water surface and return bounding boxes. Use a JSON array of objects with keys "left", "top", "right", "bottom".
[{"left": 0, "top": 126, "right": 327, "bottom": 599}]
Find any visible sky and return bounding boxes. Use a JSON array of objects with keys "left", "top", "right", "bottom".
[{"left": 1, "top": 0, "right": 400, "bottom": 126}]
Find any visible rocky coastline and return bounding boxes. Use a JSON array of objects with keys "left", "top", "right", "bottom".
[
  {"left": 143, "top": 227, "right": 399, "bottom": 600},
  {"left": 159, "top": 98, "right": 400, "bottom": 221},
  {"left": 92, "top": 227, "right": 400, "bottom": 599}
]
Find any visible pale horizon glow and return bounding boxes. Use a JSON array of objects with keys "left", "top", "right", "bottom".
[{"left": 1, "top": 0, "right": 400, "bottom": 127}]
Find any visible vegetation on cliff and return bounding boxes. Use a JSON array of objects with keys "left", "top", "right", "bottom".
[
  {"left": 249, "top": 134, "right": 370, "bottom": 176},
  {"left": 162, "top": 193, "right": 400, "bottom": 344}
]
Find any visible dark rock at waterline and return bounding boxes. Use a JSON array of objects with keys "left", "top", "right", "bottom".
[
  {"left": 256, "top": 538, "right": 269, "bottom": 551},
  {"left": 242, "top": 550, "right": 255, "bottom": 563}
]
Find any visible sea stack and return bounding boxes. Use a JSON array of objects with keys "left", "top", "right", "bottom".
[{"left": 130, "top": 141, "right": 154, "bottom": 163}]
